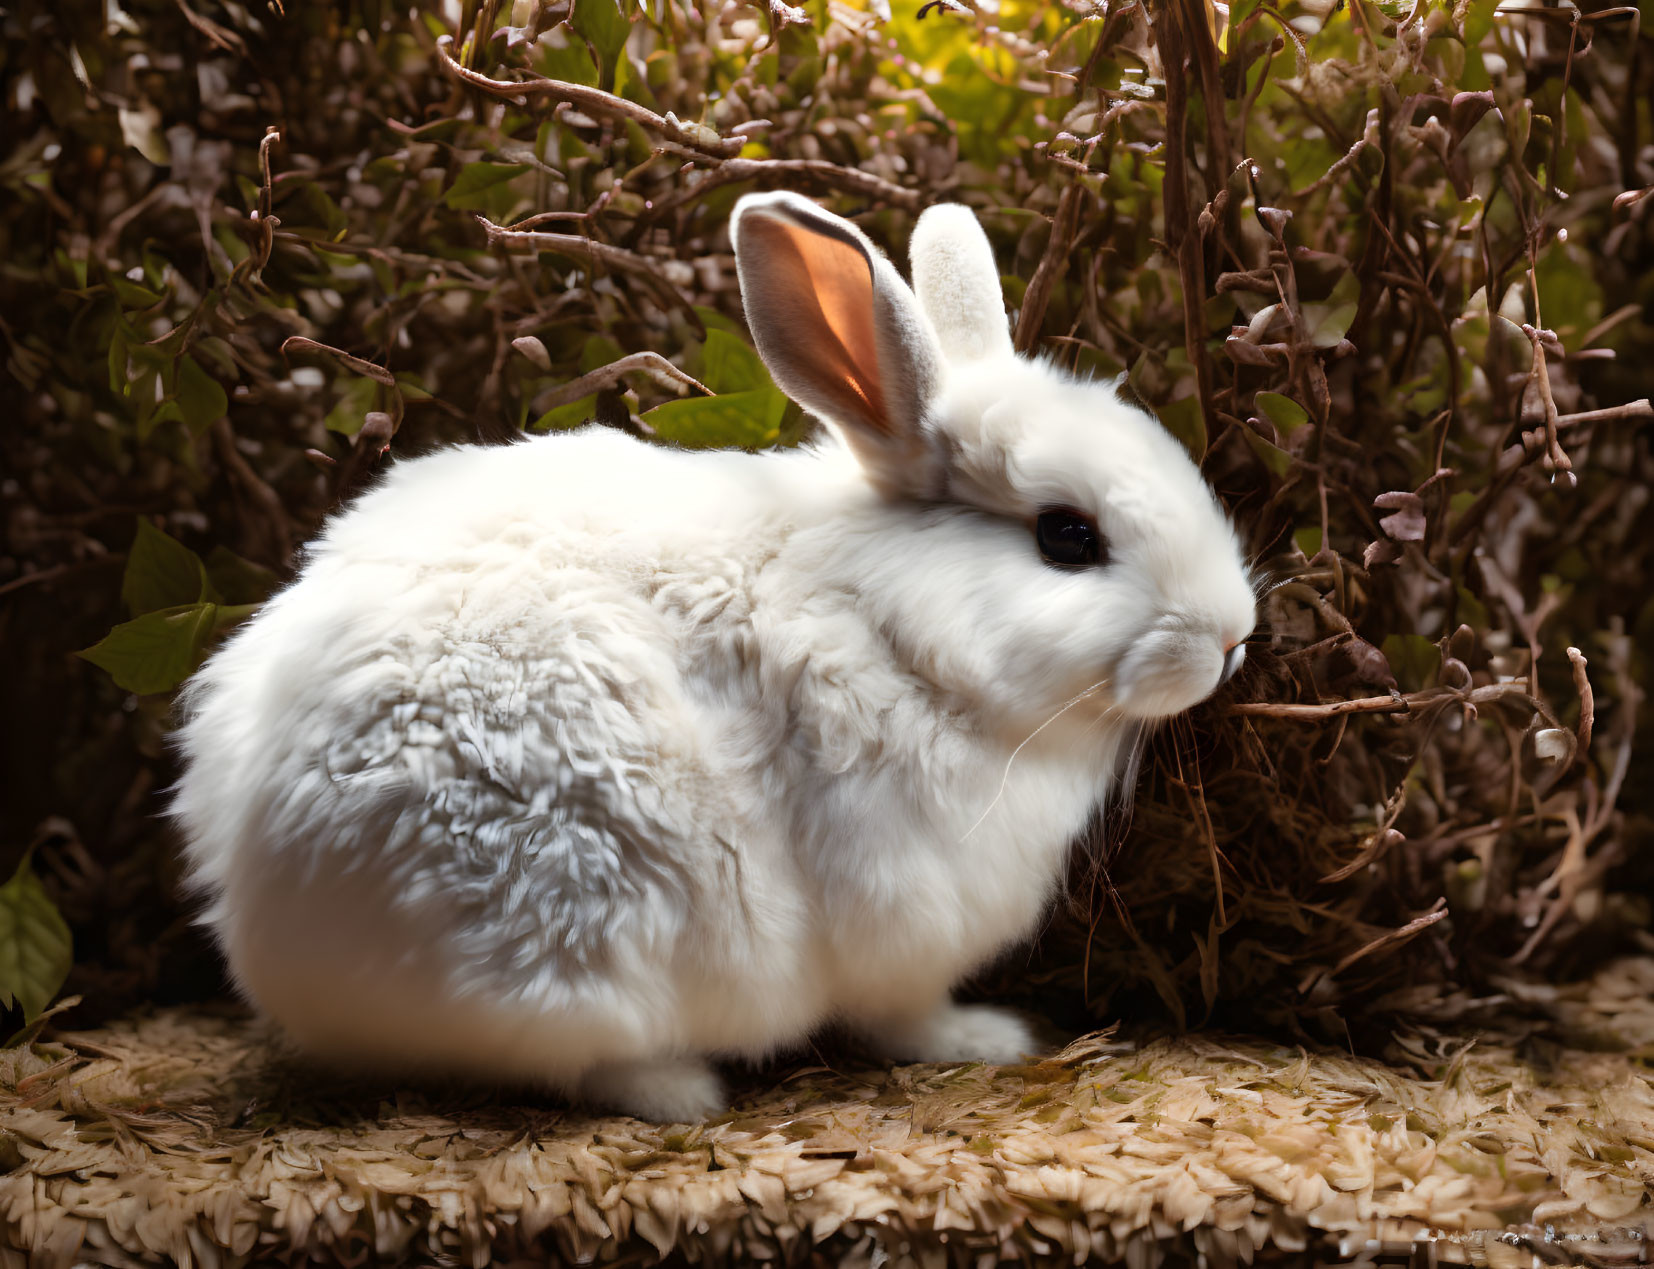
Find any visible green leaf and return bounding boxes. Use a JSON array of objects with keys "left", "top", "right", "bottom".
[
  {"left": 205, "top": 546, "right": 280, "bottom": 606},
  {"left": 1244, "top": 429, "right": 1292, "bottom": 477},
  {"left": 532, "top": 393, "right": 599, "bottom": 432},
  {"left": 1293, "top": 527, "right": 1323, "bottom": 558},
  {"left": 79, "top": 602, "right": 220, "bottom": 695},
  {"left": 1381, "top": 633, "right": 1440, "bottom": 693},
  {"left": 1286, "top": 136, "right": 1342, "bottom": 194},
  {"left": 1456, "top": 585, "right": 1490, "bottom": 631},
  {"left": 123, "top": 518, "right": 216, "bottom": 616},
  {"left": 580, "top": 335, "right": 626, "bottom": 374},
  {"left": 1155, "top": 396, "right": 1207, "bottom": 462},
  {"left": 0, "top": 857, "right": 73, "bottom": 1023},
  {"left": 537, "top": 33, "right": 600, "bottom": 87},
  {"left": 572, "top": 0, "right": 632, "bottom": 87},
  {"left": 284, "top": 180, "right": 350, "bottom": 239},
  {"left": 107, "top": 320, "right": 131, "bottom": 393},
  {"left": 443, "top": 162, "right": 532, "bottom": 211},
  {"left": 175, "top": 355, "right": 228, "bottom": 434},
  {"left": 645, "top": 389, "right": 788, "bottom": 449},
  {"left": 110, "top": 275, "right": 165, "bottom": 309},
  {"left": 1301, "top": 270, "right": 1360, "bottom": 349},
  {"left": 1303, "top": 300, "right": 1357, "bottom": 349},
  {"left": 324, "top": 375, "right": 379, "bottom": 437},
  {"left": 692, "top": 304, "right": 747, "bottom": 337},
  {"left": 1534, "top": 242, "right": 1602, "bottom": 351},
  {"left": 699, "top": 329, "right": 772, "bottom": 394},
  {"left": 1461, "top": 0, "right": 1498, "bottom": 44},
  {"left": 1255, "top": 391, "right": 1309, "bottom": 435},
  {"left": 392, "top": 372, "right": 432, "bottom": 402}
]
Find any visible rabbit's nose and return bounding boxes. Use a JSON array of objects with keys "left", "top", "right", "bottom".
[{"left": 1219, "top": 642, "right": 1246, "bottom": 685}]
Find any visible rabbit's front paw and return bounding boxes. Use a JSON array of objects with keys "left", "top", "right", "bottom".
[
  {"left": 862, "top": 1002, "right": 1035, "bottom": 1065},
  {"left": 580, "top": 1056, "right": 726, "bottom": 1123}
]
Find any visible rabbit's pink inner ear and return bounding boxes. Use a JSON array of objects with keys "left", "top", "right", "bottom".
[{"left": 742, "top": 213, "right": 893, "bottom": 436}]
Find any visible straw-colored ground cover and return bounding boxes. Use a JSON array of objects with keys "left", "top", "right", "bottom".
[
  {"left": 4, "top": 956, "right": 1650, "bottom": 1267},
  {"left": 5, "top": 1, "right": 1653, "bottom": 1262}
]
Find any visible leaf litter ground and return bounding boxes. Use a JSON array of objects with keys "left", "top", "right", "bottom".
[{"left": 4, "top": 956, "right": 1652, "bottom": 1266}]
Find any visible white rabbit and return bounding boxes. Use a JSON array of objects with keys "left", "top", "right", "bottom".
[{"left": 172, "top": 193, "right": 1256, "bottom": 1122}]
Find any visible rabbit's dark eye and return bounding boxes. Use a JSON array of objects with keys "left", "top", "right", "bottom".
[{"left": 1035, "top": 508, "right": 1106, "bottom": 569}]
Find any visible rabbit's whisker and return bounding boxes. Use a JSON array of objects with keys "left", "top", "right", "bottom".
[
  {"left": 1254, "top": 572, "right": 1300, "bottom": 600},
  {"left": 960, "top": 678, "right": 1111, "bottom": 842}
]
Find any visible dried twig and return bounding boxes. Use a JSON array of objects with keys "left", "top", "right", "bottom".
[
  {"left": 473, "top": 216, "right": 697, "bottom": 318},
  {"left": 1229, "top": 695, "right": 1409, "bottom": 720},
  {"left": 1520, "top": 316, "right": 1575, "bottom": 487},
  {"left": 1449, "top": 398, "right": 1653, "bottom": 549},
  {"left": 210, "top": 420, "right": 294, "bottom": 569},
  {"left": 1329, "top": 901, "right": 1449, "bottom": 978},
  {"left": 1230, "top": 678, "right": 1553, "bottom": 723},
  {"left": 434, "top": 36, "right": 743, "bottom": 158},
  {"left": 638, "top": 158, "right": 919, "bottom": 220},
  {"left": 1149, "top": 3, "right": 1216, "bottom": 436},
  {"left": 280, "top": 336, "right": 395, "bottom": 386},
  {"left": 1013, "top": 183, "right": 1085, "bottom": 354},
  {"left": 530, "top": 353, "right": 711, "bottom": 416},
  {"left": 1566, "top": 647, "right": 1593, "bottom": 756},
  {"left": 174, "top": 0, "right": 247, "bottom": 56}
]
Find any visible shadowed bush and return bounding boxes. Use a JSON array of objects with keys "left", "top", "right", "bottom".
[{"left": 2, "top": 0, "right": 1651, "bottom": 1041}]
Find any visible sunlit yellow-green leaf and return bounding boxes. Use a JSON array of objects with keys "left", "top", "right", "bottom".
[
  {"left": 699, "top": 330, "right": 773, "bottom": 394},
  {"left": 645, "top": 388, "right": 788, "bottom": 450}
]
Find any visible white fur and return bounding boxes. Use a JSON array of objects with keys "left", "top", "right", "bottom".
[
  {"left": 910, "top": 203, "right": 1014, "bottom": 363},
  {"left": 172, "top": 197, "right": 1256, "bottom": 1122}
]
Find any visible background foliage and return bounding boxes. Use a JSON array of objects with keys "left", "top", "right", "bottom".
[{"left": 2, "top": 0, "right": 1652, "bottom": 1043}]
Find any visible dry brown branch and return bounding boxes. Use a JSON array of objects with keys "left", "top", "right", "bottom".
[
  {"left": 1150, "top": 3, "right": 1216, "bottom": 433},
  {"left": 173, "top": 0, "right": 246, "bottom": 55},
  {"left": 279, "top": 337, "right": 395, "bottom": 386},
  {"left": 1551, "top": 398, "right": 1653, "bottom": 427},
  {"left": 1013, "top": 182, "right": 1085, "bottom": 354},
  {"left": 1520, "top": 318, "right": 1575, "bottom": 486},
  {"left": 209, "top": 419, "right": 294, "bottom": 569},
  {"left": 1229, "top": 695, "right": 1409, "bottom": 719},
  {"left": 1230, "top": 678, "right": 1552, "bottom": 724},
  {"left": 433, "top": 36, "right": 744, "bottom": 158},
  {"left": 1177, "top": 0, "right": 1232, "bottom": 201},
  {"left": 638, "top": 158, "right": 919, "bottom": 220},
  {"left": 0, "top": 557, "right": 123, "bottom": 601},
  {"left": 474, "top": 216, "right": 692, "bottom": 301},
  {"left": 1320, "top": 785, "right": 1407, "bottom": 884},
  {"left": 1511, "top": 809, "right": 1588, "bottom": 964},
  {"left": 478, "top": 220, "right": 701, "bottom": 330},
  {"left": 1329, "top": 901, "right": 1448, "bottom": 977},
  {"left": 1447, "top": 396, "right": 1652, "bottom": 553},
  {"left": 530, "top": 353, "right": 711, "bottom": 416},
  {"left": 1566, "top": 646, "right": 1593, "bottom": 756}
]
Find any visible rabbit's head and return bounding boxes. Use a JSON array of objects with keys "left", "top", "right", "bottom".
[{"left": 732, "top": 193, "right": 1256, "bottom": 728}]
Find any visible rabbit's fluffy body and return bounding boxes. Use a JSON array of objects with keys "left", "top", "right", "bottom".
[{"left": 175, "top": 196, "right": 1255, "bottom": 1120}]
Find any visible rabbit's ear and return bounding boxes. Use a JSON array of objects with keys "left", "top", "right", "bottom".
[
  {"left": 909, "top": 205, "right": 1013, "bottom": 363},
  {"left": 733, "top": 193, "right": 942, "bottom": 493}
]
